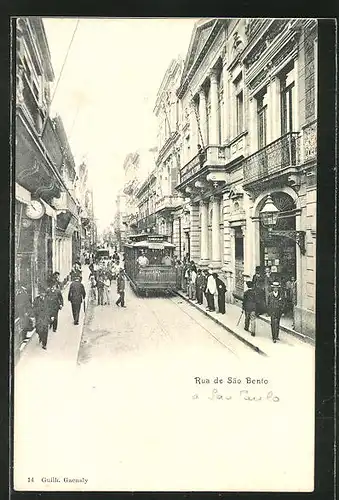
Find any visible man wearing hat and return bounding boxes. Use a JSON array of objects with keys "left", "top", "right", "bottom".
[
  {"left": 116, "top": 268, "right": 126, "bottom": 307},
  {"left": 242, "top": 281, "right": 257, "bottom": 336},
  {"left": 68, "top": 275, "right": 86, "bottom": 325},
  {"left": 267, "top": 281, "right": 284, "bottom": 343},
  {"left": 33, "top": 286, "right": 51, "bottom": 350}
]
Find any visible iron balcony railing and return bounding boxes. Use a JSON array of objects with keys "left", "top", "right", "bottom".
[
  {"left": 179, "top": 145, "right": 226, "bottom": 184},
  {"left": 137, "top": 213, "right": 157, "bottom": 231},
  {"left": 243, "top": 132, "right": 300, "bottom": 185}
]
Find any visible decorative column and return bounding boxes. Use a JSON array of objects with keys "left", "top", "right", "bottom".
[
  {"left": 209, "top": 69, "right": 219, "bottom": 144},
  {"left": 190, "top": 202, "right": 200, "bottom": 261},
  {"left": 199, "top": 200, "right": 209, "bottom": 265},
  {"left": 189, "top": 99, "right": 197, "bottom": 150},
  {"left": 199, "top": 87, "right": 207, "bottom": 146},
  {"left": 210, "top": 195, "right": 221, "bottom": 268}
]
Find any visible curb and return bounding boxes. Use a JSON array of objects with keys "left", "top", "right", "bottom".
[
  {"left": 175, "top": 291, "right": 268, "bottom": 357},
  {"left": 256, "top": 313, "right": 314, "bottom": 345}
]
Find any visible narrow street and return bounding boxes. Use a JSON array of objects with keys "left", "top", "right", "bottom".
[{"left": 14, "top": 277, "right": 314, "bottom": 492}]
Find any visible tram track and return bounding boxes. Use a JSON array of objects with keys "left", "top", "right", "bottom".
[{"left": 132, "top": 284, "right": 241, "bottom": 358}]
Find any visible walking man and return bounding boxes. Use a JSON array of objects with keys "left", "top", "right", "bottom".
[
  {"left": 215, "top": 273, "right": 227, "bottom": 314},
  {"left": 96, "top": 273, "right": 105, "bottom": 306},
  {"left": 116, "top": 269, "right": 126, "bottom": 307},
  {"left": 47, "top": 283, "right": 63, "bottom": 332},
  {"left": 68, "top": 276, "right": 86, "bottom": 325},
  {"left": 33, "top": 286, "right": 51, "bottom": 350},
  {"left": 243, "top": 281, "right": 257, "bottom": 336},
  {"left": 103, "top": 274, "right": 111, "bottom": 305},
  {"left": 267, "top": 282, "right": 284, "bottom": 343}
]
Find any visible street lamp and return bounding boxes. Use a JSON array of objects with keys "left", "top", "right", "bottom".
[{"left": 259, "top": 194, "right": 306, "bottom": 255}]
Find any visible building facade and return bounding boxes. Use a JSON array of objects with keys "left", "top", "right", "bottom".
[
  {"left": 153, "top": 57, "right": 184, "bottom": 247},
  {"left": 15, "top": 17, "right": 87, "bottom": 355},
  {"left": 173, "top": 18, "right": 317, "bottom": 338}
]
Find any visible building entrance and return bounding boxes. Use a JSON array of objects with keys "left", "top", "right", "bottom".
[{"left": 234, "top": 228, "right": 244, "bottom": 299}]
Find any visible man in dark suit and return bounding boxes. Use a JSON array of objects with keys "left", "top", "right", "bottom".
[
  {"left": 47, "top": 283, "right": 63, "bottom": 332},
  {"left": 267, "top": 282, "right": 284, "bottom": 343},
  {"left": 214, "top": 273, "right": 227, "bottom": 314},
  {"left": 33, "top": 286, "right": 51, "bottom": 350},
  {"left": 243, "top": 281, "right": 257, "bottom": 336},
  {"left": 116, "top": 269, "right": 126, "bottom": 307},
  {"left": 195, "top": 269, "right": 204, "bottom": 305},
  {"left": 68, "top": 276, "right": 86, "bottom": 325}
]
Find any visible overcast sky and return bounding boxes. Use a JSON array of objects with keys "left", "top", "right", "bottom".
[{"left": 42, "top": 18, "right": 198, "bottom": 233}]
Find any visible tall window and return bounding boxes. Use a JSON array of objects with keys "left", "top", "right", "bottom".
[
  {"left": 280, "top": 62, "right": 295, "bottom": 134},
  {"left": 234, "top": 73, "right": 244, "bottom": 135},
  {"left": 236, "top": 91, "right": 244, "bottom": 134},
  {"left": 256, "top": 87, "right": 268, "bottom": 149}
]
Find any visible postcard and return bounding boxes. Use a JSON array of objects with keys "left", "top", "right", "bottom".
[{"left": 13, "top": 16, "right": 318, "bottom": 492}]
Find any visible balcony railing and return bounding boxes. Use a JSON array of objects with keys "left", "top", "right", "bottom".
[
  {"left": 180, "top": 145, "right": 226, "bottom": 184},
  {"left": 243, "top": 132, "right": 300, "bottom": 185},
  {"left": 302, "top": 120, "right": 317, "bottom": 163},
  {"left": 137, "top": 213, "right": 157, "bottom": 232},
  {"left": 155, "top": 195, "right": 182, "bottom": 211}
]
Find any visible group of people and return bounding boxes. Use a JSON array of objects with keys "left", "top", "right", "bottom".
[
  {"left": 243, "top": 266, "right": 297, "bottom": 343},
  {"left": 175, "top": 257, "right": 227, "bottom": 314},
  {"left": 88, "top": 253, "right": 126, "bottom": 308}
]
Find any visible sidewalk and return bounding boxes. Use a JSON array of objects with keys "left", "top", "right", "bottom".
[
  {"left": 176, "top": 290, "right": 314, "bottom": 357},
  {"left": 16, "top": 267, "right": 91, "bottom": 371}
]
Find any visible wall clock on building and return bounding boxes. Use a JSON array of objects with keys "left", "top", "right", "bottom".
[{"left": 25, "top": 199, "right": 45, "bottom": 220}]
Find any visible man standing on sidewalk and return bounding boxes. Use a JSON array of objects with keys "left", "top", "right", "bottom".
[
  {"left": 47, "top": 283, "right": 63, "bottom": 332},
  {"left": 243, "top": 281, "right": 257, "bottom": 336},
  {"left": 116, "top": 269, "right": 126, "bottom": 308},
  {"left": 215, "top": 273, "right": 227, "bottom": 314},
  {"left": 68, "top": 276, "right": 86, "bottom": 325},
  {"left": 33, "top": 286, "right": 51, "bottom": 350},
  {"left": 206, "top": 270, "right": 217, "bottom": 312},
  {"left": 267, "top": 282, "right": 284, "bottom": 343}
]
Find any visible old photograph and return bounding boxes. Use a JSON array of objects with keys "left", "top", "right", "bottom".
[{"left": 13, "top": 17, "right": 317, "bottom": 491}]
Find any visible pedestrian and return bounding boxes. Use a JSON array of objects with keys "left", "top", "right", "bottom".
[
  {"left": 189, "top": 265, "right": 197, "bottom": 300},
  {"left": 202, "top": 269, "right": 209, "bottom": 306},
  {"left": 96, "top": 273, "right": 105, "bottom": 306},
  {"left": 68, "top": 276, "right": 86, "bottom": 325},
  {"left": 242, "top": 281, "right": 257, "bottom": 336},
  {"left": 162, "top": 253, "right": 172, "bottom": 266},
  {"left": 175, "top": 260, "right": 183, "bottom": 290},
  {"left": 263, "top": 267, "right": 273, "bottom": 313},
  {"left": 252, "top": 266, "right": 265, "bottom": 316},
  {"left": 116, "top": 269, "right": 126, "bottom": 307},
  {"left": 215, "top": 273, "right": 227, "bottom": 314},
  {"left": 184, "top": 266, "right": 191, "bottom": 296},
  {"left": 195, "top": 269, "right": 204, "bottom": 305},
  {"left": 206, "top": 270, "right": 217, "bottom": 311},
  {"left": 47, "top": 283, "right": 63, "bottom": 332},
  {"left": 89, "top": 274, "right": 97, "bottom": 302},
  {"left": 103, "top": 274, "right": 111, "bottom": 305},
  {"left": 267, "top": 282, "right": 284, "bottom": 343},
  {"left": 70, "top": 263, "right": 82, "bottom": 282},
  {"left": 33, "top": 286, "right": 51, "bottom": 350},
  {"left": 15, "top": 282, "right": 33, "bottom": 342}
]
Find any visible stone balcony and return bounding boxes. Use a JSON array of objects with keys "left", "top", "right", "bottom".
[
  {"left": 155, "top": 195, "right": 182, "bottom": 214},
  {"left": 179, "top": 145, "right": 226, "bottom": 186},
  {"left": 242, "top": 132, "right": 300, "bottom": 189}
]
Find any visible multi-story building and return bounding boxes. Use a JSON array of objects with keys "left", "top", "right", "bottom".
[
  {"left": 153, "top": 57, "right": 184, "bottom": 246},
  {"left": 14, "top": 17, "right": 86, "bottom": 355},
  {"left": 41, "top": 114, "right": 81, "bottom": 279},
  {"left": 77, "top": 161, "right": 97, "bottom": 256},
  {"left": 173, "top": 18, "right": 317, "bottom": 338},
  {"left": 114, "top": 190, "right": 127, "bottom": 251}
]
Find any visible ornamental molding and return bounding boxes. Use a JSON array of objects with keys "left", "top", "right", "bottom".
[{"left": 244, "top": 20, "right": 301, "bottom": 83}]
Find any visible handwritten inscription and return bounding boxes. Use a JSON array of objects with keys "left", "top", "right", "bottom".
[
  {"left": 192, "top": 388, "right": 280, "bottom": 402},
  {"left": 192, "top": 376, "right": 280, "bottom": 402}
]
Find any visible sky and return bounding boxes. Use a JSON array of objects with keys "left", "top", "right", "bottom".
[{"left": 42, "top": 18, "right": 198, "bottom": 234}]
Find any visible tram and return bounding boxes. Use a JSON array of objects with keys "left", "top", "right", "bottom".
[{"left": 124, "top": 233, "right": 177, "bottom": 295}]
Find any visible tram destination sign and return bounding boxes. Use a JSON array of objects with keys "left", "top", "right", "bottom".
[{"left": 147, "top": 235, "right": 166, "bottom": 242}]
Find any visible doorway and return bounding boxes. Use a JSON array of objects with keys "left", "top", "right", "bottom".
[{"left": 234, "top": 228, "right": 244, "bottom": 299}]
